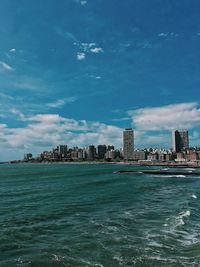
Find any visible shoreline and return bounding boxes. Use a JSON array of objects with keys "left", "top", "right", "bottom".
[{"left": 3, "top": 160, "right": 200, "bottom": 168}]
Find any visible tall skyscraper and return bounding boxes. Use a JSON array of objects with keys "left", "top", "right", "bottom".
[
  {"left": 57, "top": 145, "right": 68, "bottom": 158},
  {"left": 172, "top": 130, "right": 189, "bottom": 152},
  {"left": 123, "top": 128, "right": 134, "bottom": 160},
  {"left": 87, "top": 145, "right": 96, "bottom": 160},
  {"left": 97, "top": 145, "right": 107, "bottom": 159}
]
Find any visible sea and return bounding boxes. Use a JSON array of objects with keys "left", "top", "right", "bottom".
[{"left": 1, "top": 163, "right": 200, "bottom": 267}]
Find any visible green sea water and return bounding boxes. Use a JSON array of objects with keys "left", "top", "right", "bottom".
[{"left": 1, "top": 163, "right": 200, "bottom": 267}]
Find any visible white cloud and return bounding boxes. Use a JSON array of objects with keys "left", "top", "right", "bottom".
[
  {"left": 77, "top": 52, "right": 86, "bottom": 60},
  {"left": 47, "top": 97, "right": 77, "bottom": 108},
  {"left": 74, "top": 0, "right": 87, "bottom": 5},
  {"left": 158, "top": 33, "right": 169, "bottom": 37},
  {"left": 128, "top": 102, "right": 200, "bottom": 131},
  {"left": 158, "top": 32, "right": 179, "bottom": 38},
  {"left": 26, "top": 114, "right": 65, "bottom": 123},
  {"left": 90, "top": 47, "right": 104, "bottom": 53},
  {"left": 80, "top": 0, "right": 87, "bottom": 5},
  {"left": 9, "top": 48, "right": 16, "bottom": 53},
  {"left": 133, "top": 130, "right": 170, "bottom": 148},
  {"left": 0, "top": 61, "right": 14, "bottom": 71},
  {"left": 0, "top": 124, "right": 7, "bottom": 129},
  {"left": 81, "top": 43, "right": 96, "bottom": 52},
  {"left": 74, "top": 43, "right": 104, "bottom": 59},
  {"left": 0, "top": 113, "right": 123, "bottom": 160}
]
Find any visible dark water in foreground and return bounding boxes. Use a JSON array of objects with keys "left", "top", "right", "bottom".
[{"left": 1, "top": 164, "right": 200, "bottom": 267}]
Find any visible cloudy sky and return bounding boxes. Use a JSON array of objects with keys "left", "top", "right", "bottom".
[{"left": 0, "top": 0, "right": 200, "bottom": 161}]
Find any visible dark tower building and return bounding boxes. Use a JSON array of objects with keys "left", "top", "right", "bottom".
[
  {"left": 97, "top": 145, "right": 107, "bottom": 159},
  {"left": 172, "top": 130, "right": 189, "bottom": 152},
  {"left": 88, "top": 145, "right": 96, "bottom": 160}
]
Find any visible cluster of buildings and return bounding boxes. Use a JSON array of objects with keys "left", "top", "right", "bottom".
[
  {"left": 24, "top": 128, "right": 200, "bottom": 164},
  {"left": 25, "top": 145, "right": 122, "bottom": 162},
  {"left": 123, "top": 128, "right": 200, "bottom": 163}
]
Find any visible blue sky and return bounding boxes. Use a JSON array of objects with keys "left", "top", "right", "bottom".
[{"left": 0, "top": 0, "right": 200, "bottom": 160}]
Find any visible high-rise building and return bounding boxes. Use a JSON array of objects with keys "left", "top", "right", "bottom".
[
  {"left": 172, "top": 130, "right": 189, "bottom": 152},
  {"left": 57, "top": 145, "right": 68, "bottom": 158},
  {"left": 123, "top": 128, "right": 134, "bottom": 160},
  {"left": 97, "top": 145, "right": 107, "bottom": 159},
  {"left": 87, "top": 145, "right": 96, "bottom": 160}
]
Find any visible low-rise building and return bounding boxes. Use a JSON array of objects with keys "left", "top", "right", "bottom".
[
  {"left": 132, "top": 151, "right": 146, "bottom": 161},
  {"left": 147, "top": 153, "right": 158, "bottom": 161}
]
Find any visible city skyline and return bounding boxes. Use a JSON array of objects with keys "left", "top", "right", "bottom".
[
  {"left": 21, "top": 127, "right": 200, "bottom": 163},
  {"left": 23, "top": 128, "right": 199, "bottom": 162},
  {"left": 0, "top": 1, "right": 200, "bottom": 161}
]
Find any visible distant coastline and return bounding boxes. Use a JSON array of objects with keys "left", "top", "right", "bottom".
[{"left": 4, "top": 160, "right": 200, "bottom": 168}]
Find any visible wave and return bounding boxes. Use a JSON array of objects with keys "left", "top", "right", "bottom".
[
  {"left": 166, "top": 210, "right": 191, "bottom": 229},
  {"left": 151, "top": 174, "right": 186, "bottom": 178},
  {"left": 192, "top": 194, "right": 197, "bottom": 199}
]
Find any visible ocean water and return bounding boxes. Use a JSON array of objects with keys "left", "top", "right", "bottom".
[{"left": 1, "top": 164, "right": 200, "bottom": 267}]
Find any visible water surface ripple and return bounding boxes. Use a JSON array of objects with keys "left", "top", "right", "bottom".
[{"left": 1, "top": 164, "right": 200, "bottom": 267}]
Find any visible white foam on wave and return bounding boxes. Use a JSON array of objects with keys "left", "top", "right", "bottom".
[
  {"left": 180, "top": 210, "right": 191, "bottom": 217},
  {"left": 192, "top": 194, "right": 197, "bottom": 199},
  {"left": 52, "top": 254, "right": 65, "bottom": 262},
  {"left": 16, "top": 257, "right": 31, "bottom": 267},
  {"left": 164, "top": 210, "right": 191, "bottom": 230},
  {"left": 181, "top": 232, "right": 199, "bottom": 246},
  {"left": 107, "top": 226, "right": 118, "bottom": 232},
  {"left": 159, "top": 175, "right": 186, "bottom": 178},
  {"left": 123, "top": 211, "right": 135, "bottom": 219},
  {"left": 145, "top": 255, "right": 180, "bottom": 265},
  {"left": 175, "top": 210, "right": 191, "bottom": 227},
  {"left": 113, "top": 254, "right": 124, "bottom": 265},
  {"left": 80, "top": 259, "right": 104, "bottom": 267}
]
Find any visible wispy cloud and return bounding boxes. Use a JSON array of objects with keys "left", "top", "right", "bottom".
[
  {"left": 112, "top": 117, "right": 131, "bottom": 122},
  {"left": 80, "top": 0, "right": 87, "bottom": 5},
  {"left": 0, "top": 61, "right": 14, "bottom": 71},
  {"left": 9, "top": 48, "right": 16, "bottom": 53},
  {"left": 47, "top": 97, "right": 77, "bottom": 108},
  {"left": 9, "top": 108, "right": 25, "bottom": 120},
  {"left": 158, "top": 32, "right": 179, "bottom": 37},
  {"left": 75, "top": 0, "right": 87, "bottom": 5},
  {"left": 90, "top": 47, "right": 104, "bottom": 53},
  {"left": 81, "top": 43, "right": 96, "bottom": 52},
  {"left": 10, "top": 76, "right": 47, "bottom": 92},
  {"left": 54, "top": 27, "right": 78, "bottom": 43},
  {"left": 158, "top": 32, "right": 169, "bottom": 37},
  {"left": 0, "top": 93, "right": 15, "bottom": 100},
  {"left": 76, "top": 43, "right": 104, "bottom": 59}
]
